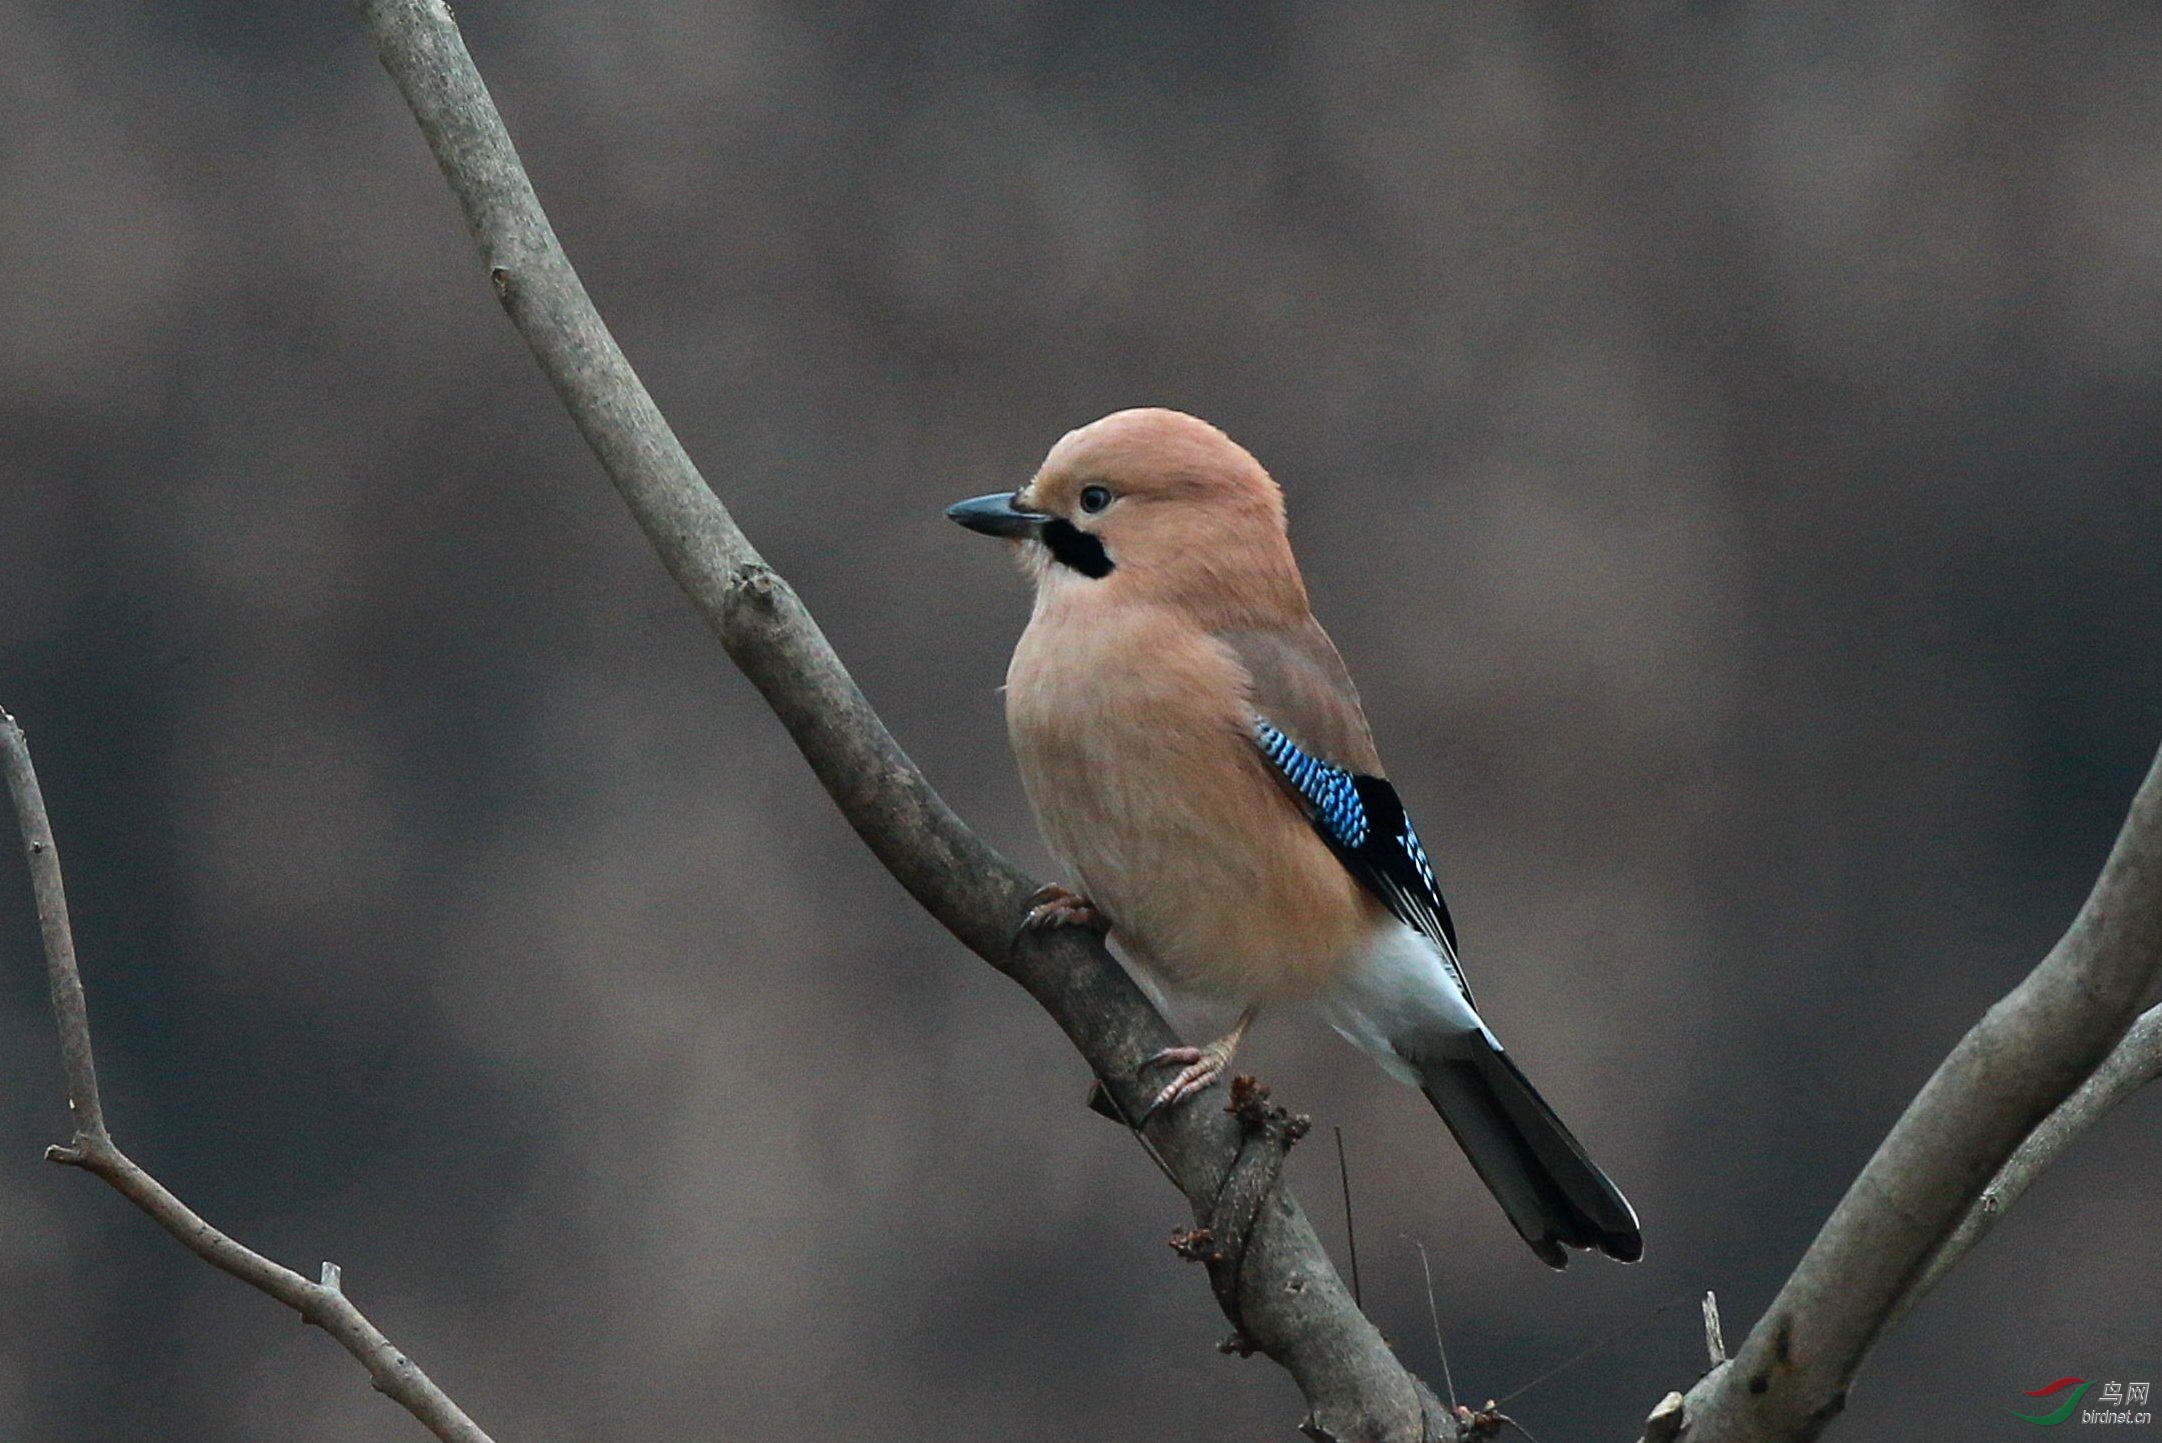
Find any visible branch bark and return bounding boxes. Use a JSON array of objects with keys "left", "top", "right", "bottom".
[
  {"left": 356, "top": 2, "right": 1445, "bottom": 1438},
  {"left": 1893, "top": 998, "right": 2162, "bottom": 1328},
  {"left": 2, "top": 709, "right": 498, "bottom": 1443},
  {"left": 1660, "top": 744, "right": 2162, "bottom": 1443}
]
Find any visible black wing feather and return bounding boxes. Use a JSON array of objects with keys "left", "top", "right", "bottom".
[{"left": 1253, "top": 719, "right": 1470, "bottom": 1001}]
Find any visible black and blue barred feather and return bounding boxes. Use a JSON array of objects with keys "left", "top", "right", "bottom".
[
  {"left": 1256, "top": 721, "right": 1369, "bottom": 848},
  {"left": 1252, "top": 719, "right": 1465, "bottom": 989}
]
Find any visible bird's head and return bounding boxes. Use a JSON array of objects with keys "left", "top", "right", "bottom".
[{"left": 946, "top": 408, "right": 1305, "bottom": 620}]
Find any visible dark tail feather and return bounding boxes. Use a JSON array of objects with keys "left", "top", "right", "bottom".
[{"left": 1417, "top": 1033, "right": 1641, "bottom": 1268}]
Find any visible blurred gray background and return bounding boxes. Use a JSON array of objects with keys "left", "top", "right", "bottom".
[{"left": 4, "top": 3, "right": 2161, "bottom": 1440}]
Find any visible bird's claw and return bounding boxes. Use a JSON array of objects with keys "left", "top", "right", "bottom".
[
  {"left": 1137, "top": 1043, "right": 1227, "bottom": 1124},
  {"left": 1022, "top": 884, "right": 1107, "bottom": 935}
]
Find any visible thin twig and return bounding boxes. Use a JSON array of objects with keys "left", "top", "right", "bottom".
[
  {"left": 2, "top": 709, "right": 106, "bottom": 1146},
  {"left": 1495, "top": 1296, "right": 1691, "bottom": 1409},
  {"left": 355, "top": 3, "right": 1448, "bottom": 1438},
  {"left": 1412, "top": 1239, "right": 1458, "bottom": 1416},
  {"left": 2, "top": 708, "right": 497, "bottom": 1443},
  {"left": 1496, "top": 1414, "right": 1544, "bottom": 1443},
  {"left": 1703, "top": 1290, "right": 1726, "bottom": 1366},
  {"left": 1334, "top": 1125, "right": 1361, "bottom": 1310}
]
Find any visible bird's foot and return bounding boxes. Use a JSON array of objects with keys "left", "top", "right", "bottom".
[
  {"left": 1022, "top": 883, "right": 1108, "bottom": 935},
  {"left": 1139, "top": 1045, "right": 1228, "bottom": 1121},
  {"left": 1138, "top": 1010, "right": 1255, "bottom": 1123}
]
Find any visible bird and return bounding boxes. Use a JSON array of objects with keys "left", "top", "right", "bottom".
[{"left": 945, "top": 407, "right": 1641, "bottom": 1268}]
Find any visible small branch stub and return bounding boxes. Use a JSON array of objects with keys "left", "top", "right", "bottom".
[
  {"left": 1644, "top": 1389, "right": 1687, "bottom": 1443},
  {"left": 1170, "top": 1226, "right": 1219, "bottom": 1263},
  {"left": 1704, "top": 1289, "right": 1727, "bottom": 1366}
]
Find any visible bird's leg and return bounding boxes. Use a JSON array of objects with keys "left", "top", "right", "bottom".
[
  {"left": 1022, "top": 883, "right": 1109, "bottom": 935},
  {"left": 1139, "top": 1008, "right": 1256, "bottom": 1122}
]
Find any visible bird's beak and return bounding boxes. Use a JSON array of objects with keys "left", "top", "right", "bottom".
[{"left": 946, "top": 490, "right": 1048, "bottom": 540}]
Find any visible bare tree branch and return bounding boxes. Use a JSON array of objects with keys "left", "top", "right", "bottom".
[
  {"left": 355, "top": 2, "right": 1446, "bottom": 1437},
  {"left": 1892, "top": 998, "right": 2162, "bottom": 1328},
  {"left": 4, "top": 713, "right": 106, "bottom": 1146},
  {"left": 1662, "top": 743, "right": 2162, "bottom": 1443},
  {"left": 1, "top": 708, "right": 498, "bottom": 1443}
]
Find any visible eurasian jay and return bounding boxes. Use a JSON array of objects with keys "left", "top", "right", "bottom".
[{"left": 947, "top": 408, "right": 1641, "bottom": 1267}]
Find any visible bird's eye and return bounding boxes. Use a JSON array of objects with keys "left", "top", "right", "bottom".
[{"left": 1079, "top": 485, "right": 1113, "bottom": 514}]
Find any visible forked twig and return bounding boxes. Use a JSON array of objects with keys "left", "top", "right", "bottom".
[
  {"left": 1671, "top": 745, "right": 2162, "bottom": 1443},
  {"left": 2, "top": 709, "right": 497, "bottom": 1443},
  {"left": 1893, "top": 999, "right": 2162, "bottom": 1330}
]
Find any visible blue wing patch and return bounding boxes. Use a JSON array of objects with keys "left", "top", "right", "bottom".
[
  {"left": 1257, "top": 720, "right": 1369, "bottom": 849},
  {"left": 1253, "top": 719, "right": 1465, "bottom": 981}
]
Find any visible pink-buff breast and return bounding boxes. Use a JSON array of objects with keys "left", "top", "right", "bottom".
[{"left": 1006, "top": 596, "right": 1374, "bottom": 1005}]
